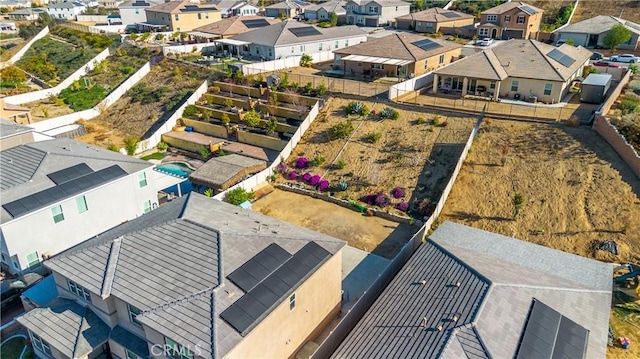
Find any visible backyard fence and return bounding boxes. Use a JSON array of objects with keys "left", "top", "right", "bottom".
[
  {"left": 1, "top": 26, "right": 49, "bottom": 68},
  {"left": 163, "top": 43, "right": 216, "bottom": 56},
  {"left": 136, "top": 80, "right": 209, "bottom": 154},
  {"left": 242, "top": 51, "right": 335, "bottom": 75},
  {"left": 593, "top": 116, "right": 640, "bottom": 179},
  {"left": 265, "top": 71, "right": 390, "bottom": 98},
  {"left": 388, "top": 71, "right": 434, "bottom": 101},
  {"left": 4, "top": 48, "right": 110, "bottom": 105},
  {"left": 28, "top": 62, "right": 151, "bottom": 133},
  {"left": 597, "top": 69, "right": 631, "bottom": 116}
]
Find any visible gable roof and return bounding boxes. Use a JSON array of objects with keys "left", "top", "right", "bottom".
[
  {"left": 48, "top": 1, "right": 86, "bottom": 8},
  {"left": 305, "top": 0, "right": 346, "bottom": 14},
  {"left": 347, "top": 0, "right": 408, "bottom": 7},
  {"left": 192, "top": 15, "right": 281, "bottom": 36},
  {"left": 44, "top": 193, "right": 345, "bottom": 358},
  {"left": 146, "top": 0, "right": 219, "bottom": 14},
  {"left": 395, "top": 7, "right": 473, "bottom": 22},
  {"left": 0, "top": 138, "right": 152, "bottom": 222},
  {"left": 265, "top": 0, "right": 309, "bottom": 10},
  {"left": 335, "top": 32, "right": 461, "bottom": 61},
  {"left": 332, "top": 221, "right": 611, "bottom": 359},
  {"left": 481, "top": 1, "right": 541, "bottom": 15},
  {"left": 230, "top": 19, "right": 366, "bottom": 47},
  {"left": 559, "top": 15, "right": 640, "bottom": 36},
  {"left": 118, "top": 0, "right": 162, "bottom": 9},
  {"left": 434, "top": 39, "right": 592, "bottom": 82},
  {"left": 0, "top": 119, "right": 34, "bottom": 140}
]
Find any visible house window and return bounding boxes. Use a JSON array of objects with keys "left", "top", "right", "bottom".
[
  {"left": 165, "top": 337, "right": 194, "bottom": 359},
  {"left": 126, "top": 350, "right": 138, "bottom": 359},
  {"left": 128, "top": 304, "right": 142, "bottom": 327},
  {"left": 372, "top": 64, "right": 384, "bottom": 69},
  {"left": 268, "top": 48, "right": 272, "bottom": 57},
  {"left": 143, "top": 200, "right": 152, "bottom": 214},
  {"left": 511, "top": 80, "right": 519, "bottom": 92},
  {"left": 357, "top": 62, "right": 362, "bottom": 67},
  {"left": 30, "top": 332, "right": 52, "bottom": 357},
  {"left": 369, "top": 6, "right": 377, "bottom": 13},
  {"left": 424, "top": 60, "right": 428, "bottom": 69},
  {"left": 439, "top": 54, "right": 444, "bottom": 64},
  {"left": 11, "top": 255, "right": 19, "bottom": 270},
  {"left": 26, "top": 251, "right": 40, "bottom": 269},
  {"left": 51, "top": 205, "right": 64, "bottom": 224},
  {"left": 504, "top": 15, "right": 510, "bottom": 22},
  {"left": 479, "top": 28, "right": 489, "bottom": 36},
  {"left": 291, "top": 47, "right": 294, "bottom": 53},
  {"left": 138, "top": 172, "right": 147, "bottom": 187},
  {"left": 319, "top": 42, "right": 323, "bottom": 51},
  {"left": 135, "top": 9, "right": 139, "bottom": 14},
  {"left": 544, "top": 83, "right": 553, "bottom": 95},
  {"left": 416, "top": 22, "right": 421, "bottom": 29},
  {"left": 76, "top": 195, "right": 88, "bottom": 214},
  {"left": 175, "top": 14, "right": 179, "bottom": 21},
  {"left": 198, "top": 13, "right": 201, "bottom": 19},
  {"left": 490, "top": 81, "right": 496, "bottom": 89},
  {"left": 345, "top": 39, "right": 348, "bottom": 46},
  {"left": 289, "top": 293, "right": 296, "bottom": 310},
  {"left": 206, "top": 12, "right": 209, "bottom": 19},
  {"left": 395, "top": 6, "right": 398, "bottom": 11},
  {"left": 68, "top": 279, "right": 92, "bottom": 302},
  {"left": 487, "top": 15, "right": 497, "bottom": 22},
  {"left": 335, "top": 40, "right": 339, "bottom": 49},
  {"left": 425, "top": 22, "right": 434, "bottom": 29},
  {"left": 300, "top": 45, "right": 304, "bottom": 51},
  {"left": 517, "top": 15, "right": 525, "bottom": 24}
]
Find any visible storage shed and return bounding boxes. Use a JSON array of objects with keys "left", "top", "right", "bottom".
[{"left": 580, "top": 73, "right": 612, "bottom": 104}]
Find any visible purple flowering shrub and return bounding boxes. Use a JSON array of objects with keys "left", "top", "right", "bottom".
[
  {"left": 276, "top": 162, "right": 287, "bottom": 173},
  {"left": 309, "top": 175, "right": 321, "bottom": 186},
  {"left": 318, "top": 180, "right": 330, "bottom": 191},
  {"left": 288, "top": 171, "right": 298, "bottom": 180},
  {"left": 295, "top": 157, "right": 309, "bottom": 169},
  {"left": 375, "top": 192, "right": 390, "bottom": 206},
  {"left": 396, "top": 202, "right": 409, "bottom": 212},
  {"left": 391, "top": 187, "right": 405, "bottom": 198},
  {"left": 363, "top": 194, "right": 376, "bottom": 205}
]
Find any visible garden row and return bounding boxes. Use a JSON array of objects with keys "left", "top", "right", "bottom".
[{"left": 609, "top": 77, "right": 640, "bottom": 152}]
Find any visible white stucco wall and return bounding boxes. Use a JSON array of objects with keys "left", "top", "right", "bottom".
[
  {"left": 119, "top": 7, "right": 150, "bottom": 26},
  {"left": 266, "top": 34, "right": 366, "bottom": 60}
]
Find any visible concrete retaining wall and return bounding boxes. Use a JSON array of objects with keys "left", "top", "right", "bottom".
[
  {"left": 388, "top": 71, "right": 434, "bottom": 101},
  {"left": 237, "top": 129, "right": 287, "bottom": 150},
  {"left": 182, "top": 118, "right": 228, "bottom": 138},
  {"left": 593, "top": 115, "right": 640, "bottom": 179},
  {"left": 242, "top": 51, "right": 335, "bottom": 75}
]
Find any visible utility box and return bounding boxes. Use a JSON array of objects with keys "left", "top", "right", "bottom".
[{"left": 580, "top": 73, "right": 612, "bottom": 104}]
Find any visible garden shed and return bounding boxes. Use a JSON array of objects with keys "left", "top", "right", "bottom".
[{"left": 189, "top": 154, "right": 266, "bottom": 193}]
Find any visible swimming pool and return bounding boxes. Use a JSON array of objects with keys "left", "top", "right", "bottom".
[{"left": 154, "top": 162, "right": 194, "bottom": 178}]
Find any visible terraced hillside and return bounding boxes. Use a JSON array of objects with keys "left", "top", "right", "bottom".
[{"left": 571, "top": 0, "right": 640, "bottom": 24}]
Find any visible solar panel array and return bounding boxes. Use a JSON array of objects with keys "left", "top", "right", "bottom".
[
  {"left": 412, "top": 38, "right": 443, "bottom": 51},
  {"left": 289, "top": 26, "right": 322, "bottom": 37},
  {"left": 442, "top": 12, "right": 460, "bottom": 18},
  {"left": 241, "top": 19, "right": 270, "bottom": 28},
  {"left": 227, "top": 243, "right": 292, "bottom": 292},
  {"left": 47, "top": 163, "right": 94, "bottom": 185},
  {"left": 519, "top": 5, "right": 538, "bottom": 15},
  {"left": 3, "top": 165, "right": 127, "bottom": 218},
  {"left": 547, "top": 49, "right": 576, "bottom": 67},
  {"left": 220, "top": 241, "right": 331, "bottom": 336},
  {"left": 515, "top": 299, "right": 589, "bottom": 359},
  {"left": 292, "top": 0, "right": 309, "bottom": 7}
]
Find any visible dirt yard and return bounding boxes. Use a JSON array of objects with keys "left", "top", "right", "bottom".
[
  {"left": 572, "top": 0, "right": 640, "bottom": 26},
  {"left": 252, "top": 188, "right": 417, "bottom": 258},
  {"left": 609, "top": 289, "right": 640, "bottom": 359},
  {"left": 440, "top": 119, "right": 640, "bottom": 263},
  {"left": 276, "top": 97, "right": 477, "bottom": 218},
  {"left": 24, "top": 98, "right": 75, "bottom": 122}
]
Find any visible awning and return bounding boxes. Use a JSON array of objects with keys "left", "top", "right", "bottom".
[
  {"left": 189, "top": 31, "right": 221, "bottom": 39},
  {"left": 341, "top": 55, "right": 413, "bottom": 66},
  {"left": 215, "top": 38, "right": 251, "bottom": 46}
]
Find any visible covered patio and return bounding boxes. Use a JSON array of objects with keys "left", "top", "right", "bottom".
[
  {"left": 134, "top": 22, "right": 168, "bottom": 32},
  {"left": 432, "top": 73, "right": 502, "bottom": 101},
  {"left": 211, "top": 38, "right": 252, "bottom": 58},
  {"left": 189, "top": 153, "right": 266, "bottom": 194},
  {"left": 337, "top": 54, "right": 413, "bottom": 80}
]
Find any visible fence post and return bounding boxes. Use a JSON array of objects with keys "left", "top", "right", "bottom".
[{"left": 533, "top": 105, "right": 537, "bottom": 119}]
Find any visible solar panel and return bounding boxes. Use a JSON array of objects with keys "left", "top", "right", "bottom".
[
  {"left": 227, "top": 243, "right": 292, "bottom": 292},
  {"left": 547, "top": 49, "right": 576, "bottom": 67},
  {"left": 241, "top": 19, "right": 270, "bottom": 28},
  {"left": 519, "top": 5, "right": 538, "bottom": 15},
  {"left": 442, "top": 12, "right": 460, "bottom": 18},
  {"left": 47, "top": 163, "right": 94, "bottom": 185},
  {"left": 515, "top": 299, "right": 589, "bottom": 359},
  {"left": 292, "top": 0, "right": 309, "bottom": 7},
  {"left": 412, "top": 38, "right": 443, "bottom": 51},
  {"left": 3, "top": 165, "right": 127, "bottom": 218},
  {"left": 220, "top": 242, "right": 331, "bottom": 335},
  {"left": 289, "top": 26, "right": 322, "bottom": 37}
]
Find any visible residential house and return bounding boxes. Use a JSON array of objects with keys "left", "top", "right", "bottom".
[
  {"left": 344, "top": 0, "right": 410, "bottom": 27},
  {"left": 6, "top": 7, "right": 47, "bottom": 20},
  {"left": 190, "top": 15, "right": 280, "bottom": 41},
  {"left": 0, "top": 21, "right": 17, "bottom": 32},
  {"left": 144, "top": 0, "right": 221, "bottom": 32},
  {"left": 46, "top": 1, "right": 86, "bottom": 20},
  {"left": 0, "top": 0, "right": 32, "bottom": 9},
  {"left": 304, "top": 0, "right": 346, "bottom": 23},
  {"left": 556, "top": 15, "right": 640, "bottom": 50},
  {"left": 229, "top": 20, "right": 367, "bottom": 60},
  {"left": 97, "top": 0, "right": 123, "bottom": 8},
  {"left": 433, "top": 39, "right": 592, "bottom": 103},
  {"left": 18, "top": 193, "right": 346, "bottom": 359},
  {"left": 211, "top": 0, "right": 259, "bottom": 17},
  {"left": 264, "top": 0, "right": 310, "bottom": 19},
  {"left": 334, "top": 33, "right": 461, "bottom": 78},
  {"left": 477, "top": 1, "right": 542, "bottom": 40},
  {"left": 0, "top": 138, "right": 158, "bottom": 274},
  {"left": 0, "top": 119, "right": 35, "bottom": 151},
  {"left": 395, "top": 7, "right": 474, "bottom": 35},
  {"left": 332, "top": 221, "right": 611, "bottom": 359},
  {"left": 118, "top": 0, "right": 162, "bottom": 28}
]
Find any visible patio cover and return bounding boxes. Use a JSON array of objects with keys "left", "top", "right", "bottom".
[
  {"left": 190, "top": 31, "right": 220, "bottom": 39},
  {"left": 215, "top": 38, "right": 251, "bottom": 46},
  {"left": 341, "top": 54, "right": 413, "bottom": 66},
  {"left": 189, "top": 153, "right": 266, "bottom": 191},
  {"left": 135, "top": 22, "right": 167, "bottom": 29}
]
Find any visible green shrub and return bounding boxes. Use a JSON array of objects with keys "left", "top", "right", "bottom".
[
  {"left": 182, "top": 104, "right": 200, "bottom": 117},
  {"left": 226, "top": 187, "right": 255, "bottom": 205},
  {"left": 243, "top": 109, "right": 261, "bottom": 127},
  {"left": 432, "top": 115, "right": 441, "bottom": 126},
  {"left": 620, "top": 94, "right": 639, "bottom": 114},
  {"left": 121, "top": 66, "right": 135, "bottom": 75},
  {"left": 316, "top": 81, "right": 327, "bottom": 97},
  {"left": 157, "top": 141, "right": 169, "bottom": 151},
  {"left": 106, "top": 143, "right": 119, "bottom": 152},
  {"left": 311, "top": 155, "right": 325, "bottom": 167},
  {"left": 299, "top": 54, "right": 313, "bottom": 67},
  {"left": 128, "top": 83, "right": 169, "bottom": 104},
  {"left": 345, "top": 101, "right": 369, "bottom": 116},
  {"left": 163, "top": 89, "right": 192, "bottom": 112},
  {"left": 123, "top": 136, "right": 140, "bottom": 156},
  {"left": 221, "top": 113, "right": 231, "bottom": 125},
  {"left": 303, "top": 82, "right": 313, "bottom": 94},
  {"left": 416, "top": 117, "right": 426, "bottom": 124},
  {"left": 364, "top": 131, "right": 382, "bottom": 143},
  {"left": 335, "top": 158, "right": 346, "bottom": 169},
  {"left": 199, "top": 146, "right": 211, "bottom": 158},
  {"left": 628, "top": 80, "right": 640, "bottom": 95},
  {"left": 330, "top": 120, "right": 354, "bottom": 139},
  {"left": 629, "top": 64, "right": 638, "bottom": 75},
  {"left": 379, "top": 107, "right": 399, "bottom": 120}
]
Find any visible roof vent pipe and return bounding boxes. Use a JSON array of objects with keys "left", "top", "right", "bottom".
[
  {"left": 437, "top": 325, "right": 443, "bottom": 332},
  {"left": 455, "top": 281, "right": 461, "bottom": 287},
  {"left": 421, "top": 317, "right": 427, "bottom": 328},
  {"left": 420, "top": 280, "right": 426, "bottom": 285},
  {"left": 508, "top": 61, "right": 512, "bottom": 67}
]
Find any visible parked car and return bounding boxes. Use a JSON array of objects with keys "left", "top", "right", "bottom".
[
  {"left": 0, "top": 273, "right": 43, "bottom": 313},
  {"left": 590, "top": 52, "right": 604, "bottom": 60},
  {"left": 592, "top": 61, "right": 620, "bottom": 68},
  {"left": 477, "top": 38, "right": 494, "bottom": 46},
  {"left": 610, "top": 54, "right": 639, "bottom": 63},
  {"left": 555, "top": 39, "right": 568, "bottom": 46}
]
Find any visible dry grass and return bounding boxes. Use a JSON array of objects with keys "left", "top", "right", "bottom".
[
  {"left": 440, "top": 119, "right": 640, "bottom": 263},
  {"left": 572, "top": 0, "right": 640, "bottom": 24},
  {"left": 609, "top": 290, "right": 640, "bottom": 359}
]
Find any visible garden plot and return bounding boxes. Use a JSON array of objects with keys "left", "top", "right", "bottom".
[
  {"left": 75, "top": 58, "right": 210, "bottom": 148},
  {"left": 23, "top": 47, "right": 151, "bottom": 122},
  {"left": 440, "top": 119, "right": 640, "bottom": 263},
  {"left": 607, "top": 78, "right": 640, "bottom": 153},
  {"left": 275, "top": 98, "right": 477, "bottom": 218}
]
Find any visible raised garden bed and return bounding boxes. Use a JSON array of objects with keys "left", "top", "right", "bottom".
[{"left": 608, "top": 78, "right": 640, "bottom": 152}]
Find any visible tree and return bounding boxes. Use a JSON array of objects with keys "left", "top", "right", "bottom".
[
  {"left": 225, "top": 187, "right": 255, "bottom": 205},
  {"left": 565, "top": 38, "right": 574, "bottom": 46},
  {"left": 123, "top": 137, "right": 140, "bottom": 156},
  {"left": 243, "top": 109, "right": 261, "bottom": 127},
  {"left": 328, "top": 12, "right": 338, "bottom": 27},
  {"left": 299, "top": 53, "right": 313, "bottom": 67},
  {"left": 603, "top": 24, "right": 632, "bottom": 51},
  {"left": 413, "top": 0, "right": 424, "bottom": 11},
  {"left": 0, "top": 66, "right": 27, "bottom": 85}
]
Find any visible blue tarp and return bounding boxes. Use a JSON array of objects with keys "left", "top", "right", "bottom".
[{"left": 22, "top": 275, "right": 57, "bottom": 307}]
